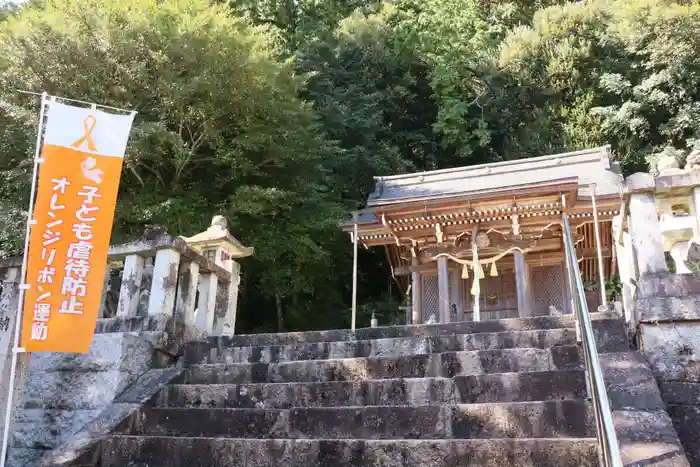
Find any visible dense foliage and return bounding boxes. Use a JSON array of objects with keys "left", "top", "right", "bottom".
[{"left": 0, "top": 0, "right": 697, "bottom": 332}]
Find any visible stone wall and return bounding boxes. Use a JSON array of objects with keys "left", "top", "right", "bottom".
[
  {"left": 635, "top": 274, "right": 700, "bottom": 466},
  {"left": 9, "top": 330, "right": 164, "bottom": 466},
  {"left": 622, "top": 168, "right": 700, "bottom": 466},
  {"left": 0, "top": 217, "right": 251, "bottom": 466}
]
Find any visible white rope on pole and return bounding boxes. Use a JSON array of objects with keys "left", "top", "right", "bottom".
[
  {"left": 351, "top": 212, "right": 359, "bottom": 331},
  {"left": 471, "top": 228, "right": 481, "bottom": 322},
  {"left": 0, "top": 92, "right": 47, "bottom": 467},
  {"left": 590, "top": 183, "right": 608, "bottom": 308}
]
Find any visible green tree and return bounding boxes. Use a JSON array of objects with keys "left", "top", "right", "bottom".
[
  {"left": 500, "top": 0, "right": 700, "bottom": 173},
  {"left": 0, "top": 0, "right": 344, "bottom": 331},
  {"left": 298, "top": 5, "right": 448, "bottom": 202},
  {"left": 228, "top": 0, "right": 381, "bottom": 53}
]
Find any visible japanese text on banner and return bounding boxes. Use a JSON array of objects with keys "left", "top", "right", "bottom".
[{"left": 21, "top": 101, "right": 134, "bottom": 353}]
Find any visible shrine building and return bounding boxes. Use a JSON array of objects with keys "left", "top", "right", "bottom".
[{"left": 342, "top": 146, "right": 625, "bottom": 324}]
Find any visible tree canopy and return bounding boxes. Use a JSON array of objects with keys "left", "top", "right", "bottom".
[{"left": 0, "top": 0, "right": 697, "bottom": 332}]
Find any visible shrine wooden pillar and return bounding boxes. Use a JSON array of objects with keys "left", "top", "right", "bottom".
[
  {"left": 450, "top": 269, "right": 463, "bottom": 322},
  {"left": 437, "top": 257, "right": 450, "bottom": 323},
  {"left": 411, "top": 271, "right": 423, "bottom": 325},
  {"left": 514, "top": 251, "right": 532, "bottom": 317}
]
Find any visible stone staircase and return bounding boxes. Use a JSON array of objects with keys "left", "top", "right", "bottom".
[{"left": 92, "top": 313, "right": 634, "bottom": 466}]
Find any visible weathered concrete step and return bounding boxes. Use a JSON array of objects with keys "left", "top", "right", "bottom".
[
  {"left": 179, "top": 346, "right": 581, "bottom": 384},
  {"left": 660, "top": 381, "right": 700, "bottom": 405},
  {"left": 159, "top": 370, "right": 586, "bottom": 409},
  {"left": 666, "top": 404, "right": 700, "bottom": 467},
  {"left": 119, "top": 401, "right": 594, "bottom": 439},
  {"left": 198, "top": 315, "right": 595, "bottom": 348},
  {"left": 100, "top": 436, "right": 599, "bottom": 466},
  {"left": 28, "top": 331, "right": 165, "bottom": 372},
  {"left": 186, "top": 328, "right": 578, "bottom": 365}
]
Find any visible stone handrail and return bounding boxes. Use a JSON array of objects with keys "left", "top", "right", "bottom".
[
  {"left": 0, "top": 221, "right": 248, "bottom": 341},
  {"left": 617, "top": 164, "right": 700, "bottom": 329}
]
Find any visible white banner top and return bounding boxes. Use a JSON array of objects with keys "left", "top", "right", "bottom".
[{"left": 43, "top": 101, "right": 136, "bottom": 158}]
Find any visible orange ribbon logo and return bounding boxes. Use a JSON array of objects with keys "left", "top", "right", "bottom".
[{"left": 71, "top": 115, "right": 97, "bottom": 152}]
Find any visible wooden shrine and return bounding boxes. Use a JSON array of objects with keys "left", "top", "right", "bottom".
[{"left": 342, "top": 146, "right": 624, "bottom": 324}]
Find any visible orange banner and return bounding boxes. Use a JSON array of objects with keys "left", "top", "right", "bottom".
[{"left": 21, "top": 101, "right": 134, "bottom": 353}]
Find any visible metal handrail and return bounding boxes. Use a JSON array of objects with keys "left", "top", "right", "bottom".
[{"left": 562, "top": 211, "right": 623, "bottom": 467}]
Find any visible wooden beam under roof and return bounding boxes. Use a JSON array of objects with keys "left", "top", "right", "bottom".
[
  {"left": 357, "top": 211, "right": 619, "bottom": 247},
  {"left": 373, "top": 181, "right": 580, "bottom": 219}
]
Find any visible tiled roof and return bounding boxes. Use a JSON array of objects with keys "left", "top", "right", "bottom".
[{"left": 367, "top": 146, "right": 622, "bottom": 207}]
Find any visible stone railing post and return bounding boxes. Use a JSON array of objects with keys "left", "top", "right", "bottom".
[
  {"left": 116, "top": 254, "right": 144, "bottom": 318},
  {"left": 175, "top": 261, "right": 199, "bottom": 328},
  {"left": 107, "top": 225, "right": 239, "bottom": 342},
  {"left": 195, "top": 272, "right": 217, "bottom": 333},
  {"left": 147, "top": 248, "right": 181, "bottom": 316},
  {"left": 98, "top": 265, "right": 111, "bottom": 318},
  {"left": 214, "top": 259, "right": 241, "bottom": 335},
  {"left": 0, "top": 264, "right": 21, "bottom": 366},
  {"left": 693, "top": 185, "right": 700, "bottom": 236},
  {"left": 626, "top": 173, "right": 668, "bottom": 277},
  {"left": 184, "top": 215, "right": 252, "bottom": 336},
  {"left": 0, "top": 261, "right": 23, "bottom": 451}
]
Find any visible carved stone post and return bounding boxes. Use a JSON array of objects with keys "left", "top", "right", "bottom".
[
  {"left": 196, "top": 272, "right": 218, "bottom": 332},
  {"left": 627, "top": 173, "right": 667, "bottom": 276},
  {"left": 147, "top": 248, "right": 181, "bottom": 316},
  {"left": 617, "top": 232, "right": 637, "bottom": 328},
  {"left": 0, "top": 267, "right": 20, "bottom": 377},
  {"left": 184, "top": 215, "right": 253, "bottom": 335},
  {"left": 437, "top": 257, "right": 450, "bottom": 324},
  {"left": 116, "top": 254, "right": 144, "bottom": 318},
  {"left": 98, "top": 265, "right": 111, "bottom": 318},
  {"left": 0, "top": 265, "right": 21, "bottom": 451},
  {"left": 175, "top": 261, "right": 200, "bottom": 328},
  {"left": 213, "top": 260, "right": 241, "bottom": 336},
  {"left": 694, "top": 186, "right": 700, "bottom": 236}
]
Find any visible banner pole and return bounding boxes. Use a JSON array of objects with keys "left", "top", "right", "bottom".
[
  {"left": 0, "top": 92, "right": 47, "bottom": 467},
  {"left": 351, "top": 211, "right": 358, "bottom": 331}
]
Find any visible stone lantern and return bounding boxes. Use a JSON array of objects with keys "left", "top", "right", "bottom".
[
  {"left": 185, "top": 215, "right": 253, "bottom": 265},
  {"left": 184, "top": 216, "right": 253, "bottom": 334}
]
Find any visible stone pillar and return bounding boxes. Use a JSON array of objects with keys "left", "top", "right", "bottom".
[
  {"left": 0, "top": 266, "right": 21, "bottom": 452},
  {"left": 0, "top": 267, "right": 20, "bottom": 378},
  {"left": 175, "top": 261, "right": 200, "bottom": 327},
  {"left": 213, "top": 260, "right": 240, "bottom": 336},
  {"left": 449, "top": 269, "right": 464, "bottom": 322},
  {"left": 98, "top": 265, "right": 111, "bottom": 318},
  {"left": 147, "top": 248, "right": 181, "bottom": 316},
  {"left": 196, "top": 272, "right": 218, "bottom": 332},
  {"left": 411, "top": 271, "right": 423, "bottom": 325},
  {"left": 116, "top": 254, "right": 144, "bottom": 318},
  {"left": 616, "top": 233, "right": 637, "bottom": 328},
  {"left": 693, "top": 186, "right": 700, "bottom": 235},
  {"left": 629, "top": 192, "right": 668, "bottom": 276},
  {"left": 437, "top": 257, "right": 450, "bottom": 323},
  {"left": 514, "top": 251, "right": 532, "bottom": 317}
]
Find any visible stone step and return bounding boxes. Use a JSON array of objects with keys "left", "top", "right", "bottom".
[
  {"left": 119, "top": 401, "right": 594, "bottom": 440},
  {"left": 666, "top": 404, "right": 700, "bottom": 466},
  {"left": 179, "top": 346, "right": 581, "bottom": 385},
  {"left": 100, "top": 436, "right": 599, "bottom": 467},
  {"left": 197, "top": 315, "right": 585, "bottom": 349},
  {"left": 185, "top": 328, "right": 579, "bottom": 365},
  {"left": 660, "top": 381, "right": 700, "bottom": 405},
  {"left": 158, "top": 370, "right": 586, "bottom": 409}
]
